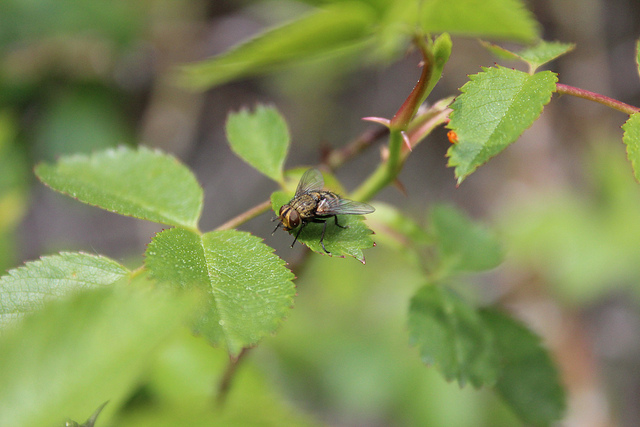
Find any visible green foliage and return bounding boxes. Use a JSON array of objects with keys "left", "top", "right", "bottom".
[
  {"left": 375, "top": 203, "right": 565, "bottom": 422},
  {"left": 426, "top": 33, "right": 453, "bottom": 98},
  {"left": 7, "top": 0, "right": 635, "bottom": 425},
  {"left": 178, "top": 2, "right": 375, "bottom": 89},
  {"left": 35, "top": 146, "right": 204, "bottom": 230},
  {"left": 179, "top": 0, "right": 539, "bottom": 91},
  {"left": 430, "top": 205, "right": 503, "bottom": 272},
  {"left": 0, "top": 252, "right": 129, "bottom": 326},
  {"left": 419, "top": 0, "right": 540, "bottom": 42},
  {"left": 0, "top": 284, "right": 197, "bottom": 427},
  {"left": 145, "top": 227, "right": 296, "bottom": 356},
  {"left": 113, "top": 331, "right": 320, "bottom": 426},
  {"left": 409, "top": 284, "right": 497, "bottom": 388},
  {"left": 447, "top": 66, "right": 558, "bottom": 183},
  {"left": 482, "top": 309, "right": 566, "bottom": 427},
  {"left": 368, "top": 202, "right": 432, "bottom": 248},
  {"left": 500, "top": 144, "right": 640, "bottom": 305},
  {"left": 623, "top": 113, "right": 640, "bottom": 181},
  {"left": 226, "top": 105, "right": 290, "bottom": 183},
  {"left": 481, "top": 40, "right": 575, "bottom": 72},
  {"left": 0, "top": 0, "right": 148, "bottom": 49}
]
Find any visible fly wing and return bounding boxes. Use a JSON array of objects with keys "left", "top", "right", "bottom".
[
  {"left": 317, "top": 197, "right": 375, "bottom": 216},
  {"left": 295, "top": 168, "right": 324, "bottom": 196}
]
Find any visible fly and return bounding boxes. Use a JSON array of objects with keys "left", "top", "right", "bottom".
[{"left": 272, "top": 168, "right": 375, "bottom": 254}]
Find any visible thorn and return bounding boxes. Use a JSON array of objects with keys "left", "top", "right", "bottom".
[
  {"left": 362, "top": 117, "right": 391, "bottom": 128},
  {"left": 401, "top": 131, "right": 412, "bottom": 151},
  {"left": 393, "top": 178, "right": 408, "bottom": 196}
]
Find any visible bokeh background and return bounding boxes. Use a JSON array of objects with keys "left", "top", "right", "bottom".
[{"left": 2, "top": 0, "right": 640, "bottom": 426}]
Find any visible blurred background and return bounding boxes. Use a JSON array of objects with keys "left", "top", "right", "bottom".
[{"left": 2, "top": 0, "right": 640, "bottom": 426}]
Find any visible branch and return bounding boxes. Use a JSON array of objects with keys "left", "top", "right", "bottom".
[
  {"left": 323, "top": 125, "right": 389, "bottom": 170},
  {"left": 216, "top": 348, "right": 248, "bottom": 406},
  {"left": 556, "top": 83, "right": 640, "bottom": 115},
  {"left": 215, "top": 199, "right": 272, "bottom": 231}
]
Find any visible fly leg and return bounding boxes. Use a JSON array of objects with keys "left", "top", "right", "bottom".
[
  {"left": 319, "top": 220, "right": 331, "bottom": 254},
  {"left": 334, "top": 215, "right": 348, "bottom": 229},
  {"left": 272, "top": 221, "right": 282, "bottom": 235},
  {"left": 318, "top": 216, "right": 346, "bottom": 254},
  {"left": 290, "top": 223, "right": 306, "bottom": 248}
]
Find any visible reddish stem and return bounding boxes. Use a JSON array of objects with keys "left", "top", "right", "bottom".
[
  {"left": 556, "top": 83, "right": 640, "bottom": 115},
  {"left": 390, "top": 36, "right": 434, "bottom": 131}
]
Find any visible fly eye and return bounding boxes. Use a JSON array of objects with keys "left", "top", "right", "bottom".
[{"left": 288, "top": 210, "right": 300, "bottom": 228}]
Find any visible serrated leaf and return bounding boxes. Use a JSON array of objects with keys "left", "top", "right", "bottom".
[
  {"left": 178, "top": 3, "right": 375, "bottom": 89},
  {"left": 622, "top": 113, "right": 640, "bottom": 182},
  {"left": 447, "top": 67, "right": 557, "bottom": 184},
  {"left": 145, "top": 227, "right": 295, "bottom": 356},
  {"left": 430, "top": 204, "right": 503, "bottom": 272},
  {"left": 35, "top": 146, "right": 203, "bottom": 229},
  {"left": 270, "top": 190, "right": 375, "bottom": 264},
  {"left": 481, "top": 40, "right": 575, "bottom": 72},
  {"left": 0, "top": 285, "right": 196, "bottom": 427},
  {"left": 419, "top": 0, "right": 540, "bottom": 43},
  {"left": 481, "top": 309, "right": 566, "bottom": 426},
  {"left": 408, "top": 284, "right": 497, "bottom": 388},
  {"left": 226, "top": 105, "right": 289, "bottom": 183},
  {"left": 0, "top": 252, "right": 130, "bottom": 327}
]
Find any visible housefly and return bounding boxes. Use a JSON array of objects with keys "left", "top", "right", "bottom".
[{"left": 272, "top": 168, "right": 375, "bottom": 254}]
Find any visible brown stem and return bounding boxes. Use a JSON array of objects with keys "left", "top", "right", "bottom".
[
  {"left": 323, "top": 125, "right": 389, "bottom": 170},
  {"left": 216, "top": 348, "right": 248, "bottom": 406},
  {"left": 390, "top": 35, "right": 434, "bottom": 131},
  {"left": 556, "top": 83, "right": 640, "bottom": 115},
  {"left": 215, "top": 199, "right": 272, "bottom": 231}
]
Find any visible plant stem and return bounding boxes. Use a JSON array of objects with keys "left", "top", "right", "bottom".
[
  {"left": 323, "top": 125, "right": 389, "bottom": 170},
  {"left": 350, "top": 130, "right": 404, "bottom": 202},
  {"left": 390, "top": 35, "right": 434, "bottom": 130},
  {"left": 556, "top": 83, "right": 640, "bottom": 115},
  {"left": 215, "top": 199, "right": 272, "bottom": 231},
  {"left": 216, "top": 348, "right": 248, "bottom": 406}
]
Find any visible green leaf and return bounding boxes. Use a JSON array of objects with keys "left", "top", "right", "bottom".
[
  {"left": 622, "top": 113, "right": 640, "bottom": 182},
  {"left": 481, "top": 309, "right": 566, "bottom": 426},
  {"left": 370, "top": 0, "right": 419, "bottom": 61},
  {"left": 35, "top": 146, "right": 203, "bottom": 230},
  {"left": 481, "top": 40, "right": 575, "bottom": 73},
  {"left": 178, "top": 2, "right": 375, "bottom": 89},
  {"left": 419, "top": 0, "right": 540, "bottom": 43},
  {"left": 425, "top": 33, "right": 453, "bottom": 98},
  {"left": 430, "top": 204, "right": 503, "bottom": 272},
  {"left": 408, "top": 284, "right": 497, "bottom": 388},
  {"left": 0, "top": 252, "right": 130, "bottom": 327},
  {"left": 145, "top": 227, "right": 296, "bottom": 356},
  {"left": 270, "top": 189, "right": 376, "bottom": 264},
  {"left": 0, "top": 285, "right": 197, "bottom": 427},
  {"left": 226, "top": 105, "right": 290, "bottom": 183},
  {"left": 447, "top": 66, "right": 557, "bottom": 184}
]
